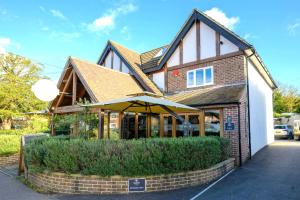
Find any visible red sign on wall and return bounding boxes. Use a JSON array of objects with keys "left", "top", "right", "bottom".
[{"left": 172, "top": 69, "right": 180, "bottom": 77}]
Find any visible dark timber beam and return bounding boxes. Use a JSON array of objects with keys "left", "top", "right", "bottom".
[{"left": 72, "top": 73, "right": 77, "bottom": 105}]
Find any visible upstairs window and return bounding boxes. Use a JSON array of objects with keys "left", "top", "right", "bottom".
[{"left": 187, "top": 66, "right": 213, "bottom": 88}]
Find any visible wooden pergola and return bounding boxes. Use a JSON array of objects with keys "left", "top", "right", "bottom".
[{"left": 81, "top": 93, "right": 199, "bottom": 139}]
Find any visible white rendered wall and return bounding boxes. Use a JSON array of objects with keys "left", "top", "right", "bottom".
[
  {"left": 167, "top": 47, "right": 180, "bottom": 67},
  {"left": 220, "top": 35, "right": 239, "bottom": 55},
  {"left": 248, "top": 60, "right": 274, "bottom": 156},
  {"left": 113, "top": 52, "right": 121, "bottom": 71},
  {"left": 183, "top": 23, "right": 197, "bottom": 64},
  {"left": 104, "top": 51, "right": 112, "bottom": 68},
  {"left": 200, "top": 22, "right": 216, "bottom": 59},
  {"left": 152, "top": 71, "right": 165, "bottom": 91}
]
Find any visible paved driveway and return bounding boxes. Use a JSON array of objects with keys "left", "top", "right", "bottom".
[{"left": 1, "top": 140, "right": 300, "bottom": 200}]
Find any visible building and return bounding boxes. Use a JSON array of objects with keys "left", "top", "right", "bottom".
[{"left": 50, "top": 9, "right": 277, "bottom": 165}]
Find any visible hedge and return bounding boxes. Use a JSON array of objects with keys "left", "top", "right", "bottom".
[{"left": 25, "top": 136, "right": 230, "bottom": 177}]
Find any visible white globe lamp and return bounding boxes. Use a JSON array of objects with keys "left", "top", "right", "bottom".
[{"left": 31, "top": 79, "right": 59, "bottom": 102}]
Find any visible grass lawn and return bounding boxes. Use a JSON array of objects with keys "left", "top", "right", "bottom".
[{"left": 0, "top": 134, "right": 20, "bottom": 156}]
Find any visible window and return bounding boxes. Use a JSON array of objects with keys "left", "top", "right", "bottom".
[
  {"left": 186, "top": 66, "right": 213, "bottom": 88},
  {"left": 205, "top": 110, "right": 221, "bottom": 137}
]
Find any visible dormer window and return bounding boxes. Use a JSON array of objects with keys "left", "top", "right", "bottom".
[
  {"left": 187, "top": 66, "right": 214, "bottom": 88},
  {"left": 154, "top": 47, "right": 167, "bottom": 58}
]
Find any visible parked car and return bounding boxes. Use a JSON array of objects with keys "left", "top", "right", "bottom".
[
  {"left": 274, "top": 125, "right": 293, "bottom": 139},
  {"left": 293, "top": 120, "right": 300, "bottom": 140}
]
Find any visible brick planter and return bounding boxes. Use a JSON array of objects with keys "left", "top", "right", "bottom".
[
  {"left": 27, "top": 158, "right": 234, "bottom": 194},
  {"left": 0, "top": 154, "right": 19, "bottom": 167}
]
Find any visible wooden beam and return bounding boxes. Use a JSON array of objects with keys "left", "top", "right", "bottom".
[
  {"left": 72, "top": 73, "right": 77, "bottom": 105},
  {"left": 51, "top": 113, "right": 55, "bottom": 136},
  {"left": 179, "top": 40, "right": 183, "bottom": 65},
  {"left": 107, "top": 112, "right": 110, "bottom": 139},
  {"left": 53, "top": 105, "right": 83, "bottom": 114},
  {"left": 216, "top": 32, "right": 220, "bottom": 56},
  {"left": 56, "top": 70, "right": 74, "bottom": 108},
  {"left": 196, "top": 20, "right": 201, "bottom": 60},
  {"left": 119, "top": 112, "right": 124, "bottom": 139},
  {"left": 160, "top": 114, "right": 164, "bottom": 137},
  {"left": 135, "top": 113, "right": 139, "bottom": 139},
  {"left": 172, "top": 116, "right": 176, "bottom": 138},
  {"left": 111, "top": 51, "right": 114, "bottom": 69},
  {"left": 200, "top": 111, "right": 205, "bottom": 136},
  {"left": 98, "top": 108, "right": 102, "bottom": 139},
  {"left": 146, "top": 113, "right": 151, "bottom": 137}
]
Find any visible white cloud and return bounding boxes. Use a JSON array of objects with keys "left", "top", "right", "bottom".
[
  {"left": 204, "top": 7, "right": 239, "bottom": 30},
  {"left": 0, "top": 37, "right": 11, "bottom": 54},
  {"left": 121, "top": 26, "right": 131, "bottom": 40},
  {"left": 288, "top": 20, "right": 300, "bottom": 36},
  {"left": 243, "top": 33, "right": 258, "bottom": 40},
  {"left": 87, "top": 3, "right": 138, "bottom": 33},
  {"left": 50, "top": 9, "right": 67, "bottom": 20},
  {"left": 39, "top": 6, "right": 46, "bottom": 13}
]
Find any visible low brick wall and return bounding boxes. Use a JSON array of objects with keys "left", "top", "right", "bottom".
[
  {"left": 27, "top": 158, "right": 234, "bottom": 194},
  {"left": 0, "top": 154, "right": 19, "bottom": 167}
]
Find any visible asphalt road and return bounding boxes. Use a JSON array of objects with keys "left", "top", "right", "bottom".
[{"left": 1, "top": 140, "right": 300, "bottom": 200}]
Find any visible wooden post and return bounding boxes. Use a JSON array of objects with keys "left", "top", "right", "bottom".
[
  {"left": 146, "top": 113, "right": 151, "bottom": 137},
  {"left": 220, "top": 109, "right": 224, "bottom": 137},
  {"left": 160, "top": 114, "right": 164, "bottom": 137},
  {"left": 119, "top": 112, "right": 124, "bottom": 139},
  {"left": 18, "top": 136, "right": 24, "bottom": 176},
  {"left": 135, "top": 113, "right": 139, "bottom": 139},
  {"left": 200, "top": 111, "right": 205, "bottom": 136},
  {"left": 172, "top": 116, "right": 176, "bottom": 137},
  {"left": 72, "top": 73, "right": 77, "bottom": 105},
  {"left": 196, "top": 20, "right": 201, "bottom": 60},
  {"left": 98, "top": 108, "right": 102, "bottom": 139},
  {"left": 179, "top": 40, "right": 183, "bottom": 65},
  {"left": 107, "top": 112, "right": 110, "bottom": 139},
  {"left": 216, "top": 32, "right": 220, "bottom": 56}
]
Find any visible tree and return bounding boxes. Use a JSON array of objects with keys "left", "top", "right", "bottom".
[
  {"left": 273, "top": 83, "right": 300, "bottom": 115},
  {"left": 0, "top": 53, "right": 47, "bottom": 129}
]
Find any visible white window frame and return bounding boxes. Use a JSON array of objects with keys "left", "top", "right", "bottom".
[{"left": 186, "top": 66, "right": 214, "bottom": 88}]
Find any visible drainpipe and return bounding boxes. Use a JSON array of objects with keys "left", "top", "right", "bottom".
[
  {"left": 246, "top": 49, "right": 255, "bottom": 159},
  {"left": 238, "top": 104, "right": 242, "bottom": 166}
]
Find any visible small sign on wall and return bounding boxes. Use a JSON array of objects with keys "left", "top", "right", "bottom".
[
  {"left": 225, "top": 116, "right": 235, "bottom": 131},
  {"left": 128, "top": 178, "right": 146, "bottom": 192}
]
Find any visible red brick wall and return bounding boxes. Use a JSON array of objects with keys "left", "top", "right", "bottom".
[
  {"left": 27, "top": 158, "right": 234, "bottom": 194},
  {"left": 166, "top": 55, "right": 246, "bottom": 93},
  {"left": 222, "top": 88, "right": 250, "bottom": 165}
]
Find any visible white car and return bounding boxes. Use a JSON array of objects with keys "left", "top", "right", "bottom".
[{"left": 274, "top": 125, "right": 293, "bottom": 139}]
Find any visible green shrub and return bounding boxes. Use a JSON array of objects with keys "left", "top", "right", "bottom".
[
  {"left": 25, "top": 136, "right": 230, "bottom": 176},
  {"left": 0, "top": 135, "right": 20, "bottom": 156}
]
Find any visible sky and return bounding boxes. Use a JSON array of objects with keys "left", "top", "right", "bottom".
[{"left": 0, "top": 0, "right": 299, "bottom": 88}]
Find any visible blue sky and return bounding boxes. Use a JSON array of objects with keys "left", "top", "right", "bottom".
[{"left": 0, "top": 0, "right": 299, "bottom": 88}]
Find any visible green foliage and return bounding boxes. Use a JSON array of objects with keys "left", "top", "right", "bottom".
[
  {"left": 273, "top": 84, "right": 300, "bottom": 115},
  {"left": 0, "top": 53, "right": 47, "bottom": 128},
  {"left": 0, "top": 135, "right": 20, "bottom": 156},
  {"left": 25, "top": 136, "right": 230, "bottom": 176}
]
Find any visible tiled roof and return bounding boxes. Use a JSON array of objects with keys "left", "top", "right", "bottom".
[
  {"left": 140, "top": 45, "right": 170, "bottom": 71},
  {"left": 70, "top": 57, "right": 144, "bottom": 102},
  {"left": 167, "top": 84, "right": 246, "bottom": 106},
  {"left": 109, "top": 41, "right": 163, "bottom": 95}
]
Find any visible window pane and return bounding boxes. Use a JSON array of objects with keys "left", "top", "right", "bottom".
[
  {"left": 164, "top": 116, "right": 172, "bottom": 137},
  {"left": 188, "top": 115, "right": 200, "bottom": 136},
  {"left": 187, "top": 71, "right": 194, "bottom": 86},
  {"left": 196, "top": 69, "right": 204, "bottom": 86},
  {"left": 176, "top": 115, "right": 186, "bottom": 137},
  {"left": 205, "top": 68, "right": 212, "bottom": 84},
  {"left": 205, "top": 110, "right": 220, "bottom": 137}
]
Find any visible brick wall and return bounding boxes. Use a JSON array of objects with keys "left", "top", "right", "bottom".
[
  {"left": 0, "top": 154, "right": 19, "bottom": 167},
  {"left": 223, "top": 88, "right": 250, "bottom": 165},
  {"left": 27, "top": 158, "right": 234, "bottom": 194},
  {"left": 167, "top": 55, "right": 246, "bottom": 93}
]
